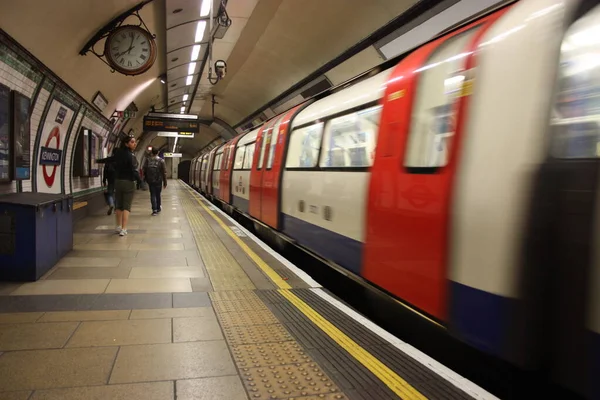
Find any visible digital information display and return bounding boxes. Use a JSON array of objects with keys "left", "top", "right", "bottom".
[
  {"left": 143, "top": 116, "right": 199, "bottom": 133},
  {"left": 157, "top": 132, "right": 195, "bottom": 138}
]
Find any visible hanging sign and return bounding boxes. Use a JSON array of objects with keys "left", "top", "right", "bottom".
[{"left": 143, "top": 116, "right": 199, "bottom": 133}]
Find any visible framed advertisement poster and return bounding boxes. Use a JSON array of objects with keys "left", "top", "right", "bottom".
[
  {"left": 90, "top": 133, "right": 101, "bottom": 177},
  {"left": 12, "top": 91, "right": 31, "bottom": 180},
  {"left": 0, "top": 83, "right": 11, "bottom": 182},
  {"left": 72, "top": 127, "right": 90, "bottom": 177}
]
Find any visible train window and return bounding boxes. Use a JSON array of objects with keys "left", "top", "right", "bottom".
[
  {"left": 243, "top": 142, "right": 256, "bottom": 170},
  {"left": 320, "top": 105, "right": 382, "bottom": 168},
  {"left": 286, "top": 122, "right": 324, "bottom": 168},
  {"left": 404, "top": 29, "right": 478, "bottom": 168},
  {"left": 267, "top": 117, "right": 284, "bottom": 169},
  {"left": 551, "top": 5, "right": 600, "bottom": 158},
  {"left": 233, "top": 146, "right": 245, "bottom": 170},
  {"left": 214, "top": 153, "right": 222, "bottom": 171},
  {"left": 258, "top": 126, "right": 273, "bottom": 169}
]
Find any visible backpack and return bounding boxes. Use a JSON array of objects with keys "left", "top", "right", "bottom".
[{"left": 145, "top": 157, "right": 163, "bottom": 184}]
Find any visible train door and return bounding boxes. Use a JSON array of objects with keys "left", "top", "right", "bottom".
[
  {"left": 207, "top": 145, "right": 222, "bottom": 197},
  {"left": 212, "top": 147, "right": 224, "bottom": 199},
  {"left": 232, "top": 129, "right": 259, "bottom": 213},
  {"left": 201, "top": 154, "right": 209, "bottom": 193},
  {"left": 219, "top": 140, "right": 238, "bottom": 204},
  {"left": 249, "top": 120, "right": 277, "bottom": 220},
  {"left": 260, "top": 106, "right": 304, "bottom": 229},
  {"left": 363, "top": 14, "right": 502, "bottom": 321},
  {"left": 528, "top": 2, "right": 600, "bottom": 397}
]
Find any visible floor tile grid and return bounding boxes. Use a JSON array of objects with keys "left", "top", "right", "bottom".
[
  {"left": 8, "top": 189, "right": 207, "bottom": 295},
  {"left": 209, "top": 290, "right": 348, "bottom": 400},
  {"left": 0, "top": 307, "right": 243, "bottom": 397},
  {"left": 180, "top": 195, "right": 255, "bottom": 291}
]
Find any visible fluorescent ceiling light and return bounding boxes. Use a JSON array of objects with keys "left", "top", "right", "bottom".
[
  {"left": 181, "top": 106, "right": 185, "bottom": 112},
  {"left": 191, "top": 45, "right": 201, "bottom": 61},
  {"left": 183, "top": 94, "right": 189, "bottom": 101},
  {"left": 195, "top": 21, "right": 207, "bottom": 42},
  {"left": 186, "top": 75, "right": 193, "bottom": 85},
  {"left": 200, "top": 0, "right": 211, "bottom": 17},
  {"left": 188, "top": 62, "right": 196, "bottom": 75}
]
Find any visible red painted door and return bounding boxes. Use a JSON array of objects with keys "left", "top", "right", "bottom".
[
  {"left": 363, "top": 12, "right": 505, "bottom": 320},
  {"left": 219, "top": 138, "right": 242, "bottom": 205},
  {"left": 260, "top": 107, "right": 303, "bottom": 229},
  {"left": 249, "top": 120, "right": 277, "bottom": 221}
]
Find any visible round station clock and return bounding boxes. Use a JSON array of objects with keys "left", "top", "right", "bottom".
[{"left": 104, "top": 25, "right": 157, "bottom": 76}]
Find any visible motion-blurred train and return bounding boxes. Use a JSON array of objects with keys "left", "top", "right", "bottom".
[{"left": 189, "top": 0, "right": 600, "bottom": 397}]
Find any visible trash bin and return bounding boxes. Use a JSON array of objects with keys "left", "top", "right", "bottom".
[{"left": 0, "top": 192, "right": 73, "bottom": 281}]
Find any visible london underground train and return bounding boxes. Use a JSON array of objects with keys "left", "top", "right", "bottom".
[{"left": 190, "top": 0, "right": 600, "bottom": 396}]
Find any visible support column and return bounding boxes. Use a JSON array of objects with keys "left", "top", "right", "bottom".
[{"left": 171, "top": 157, "right": 180, "bottom": 179}]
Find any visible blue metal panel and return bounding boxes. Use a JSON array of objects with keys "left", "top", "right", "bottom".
[
  {"left": 449, "top": 281, "right": 514, "bottom": 359},
  {"left": 232, "top": 195, "right": 249, "bottom": 214},
  {"left": 282, "top": 214, "right": 362, "bottom": 275}
]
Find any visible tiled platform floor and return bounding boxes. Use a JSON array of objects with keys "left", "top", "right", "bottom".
[{"left": 0, "top": 182, "right": 247, "bottom": 400}]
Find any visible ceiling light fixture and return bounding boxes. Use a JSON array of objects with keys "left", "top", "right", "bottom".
[
  {"left": 200, "top": 0, "right": 211, "bottom": 17},
  {"left": 188, "top": 62, "right": 196, "bottom": 75},
  {"left": 183, "top": 94, "right": 189, "bottom": 101},
  {"left": 186, "top": 75, "right": 193, "bottom": 85},
  {"left": 191, "top": 45, "right": 201, "bottom": 61},
  {"left": 195, "top": 21, "right": 207, "bottom": 42},
  {"left": 181, "top": 106, "right": 185, "bottom": 112}
]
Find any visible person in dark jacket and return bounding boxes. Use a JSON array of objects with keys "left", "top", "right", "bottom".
[
  {"left": 102, "top": 161, "right": 116, "bottom": 215},
  {"left": 97, "top": 135, "right": 141, "bottom": 236},
  {"left": 143, "top": 147, "right": 168, "bottom": 216}
]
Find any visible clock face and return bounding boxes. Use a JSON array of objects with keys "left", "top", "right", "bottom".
[{"left": 105, "top": 26, "right": 156, "bottom": 75}]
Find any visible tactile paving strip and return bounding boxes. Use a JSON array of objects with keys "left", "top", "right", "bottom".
[
  {"left": 218, "top": 310, "right": 280, "bottom": 327},
  {"left": 181, "top": 194, "right": 255, "bottom": 291},
  {"left": 241, "top": 362, "right": 342, "bottom": 399},
  {"left": 210, "top": 290, "right": 260, "bottom": 302},
  {"left": 231, "top": 341, "right": 312, "bottom": 368},
  {"left": 288, "top": 395, "right": 348, "bottom": 400},
  {"left": 271, "top": 289, "right": 474, "bottom": 400},
  {"left": 213, "top": 298, "right": 269, "bottom": 314},
  {"left": 223, "top": 324, "right": 294, "bottom": 345}
]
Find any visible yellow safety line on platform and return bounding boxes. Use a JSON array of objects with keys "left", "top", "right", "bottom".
[
  {"left": 279, "top": 289, "right": 427, "bottom": 400},
  {"left": 180, "top": 181, "right": 427, "bottom": 400},
  {"left": 182, "top": 183, "right": 291, "bottom": 290}
]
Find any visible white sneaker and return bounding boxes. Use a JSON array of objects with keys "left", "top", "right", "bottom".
[
  {"left": 115, "top": 226, "right": 122, "bottom": 233},
  {"left": 119, "top": 229, "right": 127, "bottom": 236}
]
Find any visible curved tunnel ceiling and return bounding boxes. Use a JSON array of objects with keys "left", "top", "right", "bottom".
[{"left": 0, "top": 0, "right": 420, "bottom": 158}]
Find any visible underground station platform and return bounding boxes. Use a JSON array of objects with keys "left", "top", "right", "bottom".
[{"left": 0, "top": 181, "right": 493, "bottom": 400}]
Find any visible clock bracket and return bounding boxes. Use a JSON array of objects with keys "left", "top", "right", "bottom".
[{"left": 78, "top": 0, "right": 156, "bottom": 73}]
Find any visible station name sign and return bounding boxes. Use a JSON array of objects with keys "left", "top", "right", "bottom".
[
  {"left": 39, "top": 147, "right": 62, "bottom": 166},
  {"left": 163, "top": 152, "right": 182, "bottom": 158},
  {"left": 143, "top": 115, "right": 199, "bottom": 133}
]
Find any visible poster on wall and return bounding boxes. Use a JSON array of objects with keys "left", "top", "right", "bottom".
[
  {"left": 36, "top": 99, "right": 75, "bottom": 193},
  {"left": 0, "top": 83, "right": 11, "bottom": 182},
  {"left": 82, "top": 129, "right": 89, "bottom": 177},
  {"left": 12, "top": 91, "right": 31, "bottom": 180},
  {"left": 90, "top": 133, "right": 100, "bottom": 177}
]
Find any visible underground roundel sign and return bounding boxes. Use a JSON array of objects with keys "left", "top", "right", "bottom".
[{"left": 39, "top": 126, "right": 62, "bottom": 187}]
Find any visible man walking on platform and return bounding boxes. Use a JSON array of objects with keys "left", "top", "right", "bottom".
[{"left": 143, "top": 147, "right": 167, "bottom": 216}]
